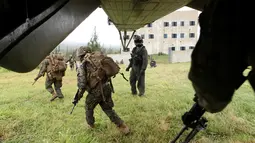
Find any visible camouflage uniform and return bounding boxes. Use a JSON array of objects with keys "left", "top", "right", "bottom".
[
  {"left": 66, "top": 55, "right": 75, "bottom": 71},
  {"left": 35, "top": 54, "right": 65, "bottom": 101},
  {"left": 73, "top": 46, "right": 91, "bottom": 72},
  {"left": 74, "top": 48, "right": 129, "bottom": 134},
  {"left": 126, "top": 35, "right": 148, "bottom": 96}
]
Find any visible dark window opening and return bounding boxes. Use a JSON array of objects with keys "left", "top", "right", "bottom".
[{"left": 180, "top": 46, "right": 186, "bottom": 51}]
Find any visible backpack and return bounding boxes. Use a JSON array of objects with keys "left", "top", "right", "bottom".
[
  {"left": 47, "top": 55, "right": 67, "bottom": 73},
  {"left": 83, "top": 51, "right": 120, "bottom": 89}
]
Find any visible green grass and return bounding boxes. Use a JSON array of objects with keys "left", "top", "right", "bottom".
[{"left": 1, "top": 63, "right": 255, "bottom": 143}]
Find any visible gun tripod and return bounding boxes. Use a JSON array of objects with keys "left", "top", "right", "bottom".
[
  {"left": 170, "top": 97, "right": 208, "bottom": 143},
  {"left": 170, "top": 117, "right": 208, "bottom": 143}
]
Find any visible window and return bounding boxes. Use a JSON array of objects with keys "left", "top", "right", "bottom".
[
  {"left": 164, "top": 34, "right": 168, "bottom": 38},
  {"left": 172, "top": 21, "right": 177, "bottom": 26},
  {"left": 172, "top": 33, "right": 177, "bottom": 38},
  {"left": 180, "top": 33, "right": 184, "bottom": 38},
  {"left": 189, "top": 33, "right": 195, "bottom": 38},
  {"left": 189, "top": 21, "right": 195, "bottom": 26},
  {"left": 180, "top": 21, "right": 184, "bottom": 26},
  {"left": 147, "top": 23, "right": 152, "bottom": 27},
  {"left": 180, "top": 46, "right": 186, "bottom": 51},
  {"left": 149, "top": 34, "right": 154, "bottom": 39},
  {"left": 171, "top": 47, "right": 175, "bottom": 51},
  {"left": 189, "top": 46, "right": 195, "bottom": 49},
  {"left": 141, "top": 34, "right": 145, "bottom": 39},
  {"left": 164, "top": 22, "right": 169, "bottom": 27}
]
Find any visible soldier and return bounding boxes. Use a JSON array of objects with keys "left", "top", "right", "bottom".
[
  {"left": 126, "top": 35, "right": 148, "bottom": 96},
  {"left": 73, "top": 46, "right": 91, "bottom": 72},
  {"left": 150, "top": 59, "right": 157, "bottom": 68},
  {"left": 120, "top": 59, "right": 124, "bottom": 64},
  {"left": 34, "top": 53, "right": 67, "bottom": 101},
  {"left": 66, "top": 55, "right": 75, "bottom": 71},
  {"left": 72, "top": 48, "right": 130, "bottom": 135}
]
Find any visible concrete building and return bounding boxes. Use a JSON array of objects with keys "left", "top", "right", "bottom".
[{"left": 122, "top": 7, "right": 201, "bottom": 63}]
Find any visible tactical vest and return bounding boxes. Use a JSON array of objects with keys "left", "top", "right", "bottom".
[{"left": 132, "top": 46, "right": 145, "bottom": 66}]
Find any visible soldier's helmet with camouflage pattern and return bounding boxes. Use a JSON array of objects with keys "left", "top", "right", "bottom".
[
  {"left": 133, "top": 35, "right": 143, "bottom": 46},
  {"left": 77, "top": 46, "right": 91, "bottom": 57}
]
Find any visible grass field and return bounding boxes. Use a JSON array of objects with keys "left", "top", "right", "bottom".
[{"left": 0, "top": 60, "right": 255, "bottom": 143}]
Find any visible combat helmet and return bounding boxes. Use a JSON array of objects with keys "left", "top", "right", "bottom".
[
  {"left": 133, "top": 35, "right": 143, "bottom": 46},
  {"left": 77, "top": 46, "right": 91, "bottom": 57}
]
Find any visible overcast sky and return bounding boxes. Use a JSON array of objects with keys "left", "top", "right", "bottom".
[{"left": 58, "top": 6, "right": 195, "bottom": 49}]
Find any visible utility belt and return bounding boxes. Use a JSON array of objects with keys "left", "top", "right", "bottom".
[
  {"left": 88, "top": 82, "right": 110, "bottom": 93},
  {"left": 88, "top": 81, "right": 111, "bottom": 102},
  {"left": 47, "top": 72, "right": 62, "bottom": 80}
]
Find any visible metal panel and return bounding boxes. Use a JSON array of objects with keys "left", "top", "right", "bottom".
[
  {"left": 100, "top": 0, "right": 194, "bottom": 31},
  {"left": 0, "top": 0, "right": 100, "bottom": 72}
]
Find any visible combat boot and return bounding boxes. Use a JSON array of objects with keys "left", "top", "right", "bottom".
[
  {"left": 138, "top": 93, "right": 144, "bottom": 96},
  {"left": 117, "top": 123, "right": 130, "bottom": 135},
  {"left": 87, "top": 124, "right": 95, "bottom": 129},
  {"left": 50, "top": 92, "right": 58, "bottom": 102}
]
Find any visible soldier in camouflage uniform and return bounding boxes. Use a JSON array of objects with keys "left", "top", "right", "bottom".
[
  {"left": 126, "top": 35, "right": 148, "bottom": 96},
  {"left": 72, "top": 46, "right": 91, "bottom": 72},
  {"left": 34, "top": 53, "right": 66, "bottom": 101},
  {"left": 72, "top": 47, "right": 130, "bottom": 134},
  {"left": 66, "top": 55, "right": 75, "bottom": 71}
]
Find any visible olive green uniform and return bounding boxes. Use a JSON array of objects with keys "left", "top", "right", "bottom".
[{"left": 128, "top": 46, "right": 148, "bottom": 95}]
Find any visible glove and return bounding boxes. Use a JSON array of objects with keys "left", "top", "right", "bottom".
[
  {"left": 72, "top": 99, "right": 78, "bottom": 105},
  {"left": 72, "top": 88, "right": 85, "bottom": 105},
  {"left": 126, "top": 67, "right": 130, "bottom": 72},
  {"left": 34, "top": 77, "right": 38, "bottom": 81}
]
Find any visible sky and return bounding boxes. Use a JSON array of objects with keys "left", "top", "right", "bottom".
[
  {"left": 58, "top": 6, "right": 195, "bottom": 50},
  {"left": 59, "top": 8, "right": 121, "bottom": 49}
]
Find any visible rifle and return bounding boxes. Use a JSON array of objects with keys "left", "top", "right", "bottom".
[
  {"left": 70, "top": 89, "right": 80, "bottom": 114},
  {"left": 32, "top": 74, "right": 43, "bottom": 85},
  {"left": 32, "top": 79, "right": 37, "bottom": 85},
  {"left": 70, "top": 103, "right": 76, "bottom": 115},
  {"left": 109, "top": 79, "right": 115, "bottom": 93},
  {"left": 170, "top": 96, "right": 208, "bottom": 143},
  {"left": 126, "top": 57, "right": 133, "bottom": 72},
  {"left": 119, "top": 72, "right": 128, "bottom": 82}
]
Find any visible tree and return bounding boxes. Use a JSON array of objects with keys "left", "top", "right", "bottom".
[{"left": 87, "top": 27, "right": 102, "bottom": 52}]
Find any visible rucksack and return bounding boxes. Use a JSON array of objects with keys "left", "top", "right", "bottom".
[
  {"left": 48, "top": 55, "right": 67, "bottom": 73},
  {"left": 83, "top": 51, "right": 120, "bottom": 88}
]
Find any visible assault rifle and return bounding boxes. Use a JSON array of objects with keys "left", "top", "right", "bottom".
[
  {"left": 32, "top": 73, "right": 44, "bottom": 85},
  {"left": 70, "top": 89, "right": 82, "bottom": 114},
  {"left": 170, "top": 96, "right": 208, "bottom": 143}
]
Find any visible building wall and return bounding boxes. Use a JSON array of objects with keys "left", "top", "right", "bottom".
[
  {"left": 169, "top": 49, "right": 193, "bottom": 63},
  {"left": 122, "top": 7, "right": 201, "bottom": 63}
]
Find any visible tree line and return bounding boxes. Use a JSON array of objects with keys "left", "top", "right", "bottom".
[{"left": 54, "top": 27, "right": 121, "bottom": 58}]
